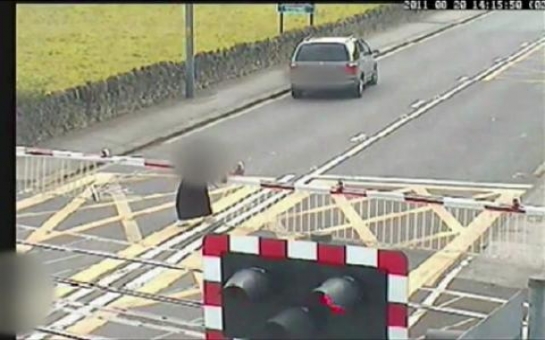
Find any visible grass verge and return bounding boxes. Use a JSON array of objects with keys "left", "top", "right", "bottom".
[{"left": 16, "top": 4, "right": 379, "bottom": 94}]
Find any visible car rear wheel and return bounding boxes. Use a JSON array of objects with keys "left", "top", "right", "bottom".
[
  {"left": 352, "top": 76, "right": 364, "bottom": 98},
  {"left": 291, "top": 87, "right": 303, "bottom": 99}
]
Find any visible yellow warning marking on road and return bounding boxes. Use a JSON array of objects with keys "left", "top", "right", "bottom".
[
  {"left": 16, "top": 174, "right": 99, "bottom": 212},
  {"left": 394, "top": 230, "right": 458, "bottom": 249},
  {"left": 302, "top": 223, "right": 352, "bottom": 236},
  {"left": 20, "top": 173, "right": 115, "bottom": 254},
  {"left": 17, "top": 191, "right": 176, "bottom": 218},
  {"left": 315, "top": 206, "right": 431, "bottom": 239},
  {"left": 110, "top": 183, "right": 143, "bottom": 243},
  {"left": 287, "top": 189, "right": 409, "bottom": 220},
  {"left": 35, "top": 202, "right": 172, "bottom": 244},
  {"left": 333, "top": 196, "right": 378, "bottom": 246},
  {"left": 105, "top": 267, "right": 193, "bottom": 313},
  {"left": 114, "top": 288, "right": 201, "bottom": 309},
  {"left": 408, "top": 192, "right": 517, "bottom": 297},
  {"left": 34, "top": 185, "right": 255, "bottom": 244},
  {"left": 371, "top": 206, "right": 430, "bottom": 224},
  {"left": 483, "top": 42, "right": 545, "bottom": 81},
  {"left": 55, "top": 185, "right": 260, "bottom": 299},
  {"left": 54, "top": 224, "right": 182, "bottom": 299},
  {"left": 414, "top": 187, "right": 465, "bottom": 233},
  {"left": 66, "top": 191, "right": 305, "bottom": 335}
]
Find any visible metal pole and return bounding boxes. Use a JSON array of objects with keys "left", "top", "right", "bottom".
[
  {"left": 279, "top": 12, "right": 284, "bottom": 34},
  {"left": 184, "top": 3, "right": 195, "bottom": 99},
  {"left": 528, "top": 276, "right": 545, "bottom": 340}
]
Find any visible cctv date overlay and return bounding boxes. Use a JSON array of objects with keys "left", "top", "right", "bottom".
[{"left": 404, "top": 1, "right": 545, "bottom": 10}]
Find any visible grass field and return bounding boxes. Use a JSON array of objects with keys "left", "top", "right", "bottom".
[{"left": 16, "top": 4, "right": 380, "bottom": 94}]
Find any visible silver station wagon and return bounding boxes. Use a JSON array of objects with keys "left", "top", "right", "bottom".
[{"left": 289, "top": 36, "right": 379, "bottom": 98}]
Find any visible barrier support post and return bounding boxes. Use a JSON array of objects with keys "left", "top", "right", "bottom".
[{"left": 528, "top": 276, "right": 545, "bottom": 340}]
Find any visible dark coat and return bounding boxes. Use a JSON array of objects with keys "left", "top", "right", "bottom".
[{"left": 175, "top": 180, "right": 213, "bottom": 221}]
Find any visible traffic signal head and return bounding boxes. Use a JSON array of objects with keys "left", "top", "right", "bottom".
[{"left": 202, "top": 234, "right": 408, "bottom": 340}]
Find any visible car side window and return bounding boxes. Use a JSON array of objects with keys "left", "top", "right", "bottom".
[{"left": 358, "top": 40, "right": 371, "bottom": 55}]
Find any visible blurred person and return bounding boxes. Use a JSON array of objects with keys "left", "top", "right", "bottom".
[
  {"left": 175, "top": 160, "right": 245, "bottom": 227},
  {"left": 0, "top": 252, "right": 54, "bottom": 335},
  {"left": 172, "top": 136, "right": 244, "bottom": 227}
]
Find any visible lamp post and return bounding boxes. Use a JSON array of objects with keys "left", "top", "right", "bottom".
[{"left": 185, "top": 3, "right": 195, "bottom": 99}]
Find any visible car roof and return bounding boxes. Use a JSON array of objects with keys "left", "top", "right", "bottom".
[{"left": 302, "top": 36, "right": 355, "bottom": 45}]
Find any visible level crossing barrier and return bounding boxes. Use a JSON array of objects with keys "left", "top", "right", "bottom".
[{"left": 16, "top": 146, "right": 545, "bottom": 267}]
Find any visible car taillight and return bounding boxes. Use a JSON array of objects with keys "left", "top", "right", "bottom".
[{"left": 345, "top": 63, "right": 358, "bottom": 75}]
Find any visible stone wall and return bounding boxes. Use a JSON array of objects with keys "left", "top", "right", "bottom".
[{"left": 16, "top": 5, "right": 427, "bottom": 145}]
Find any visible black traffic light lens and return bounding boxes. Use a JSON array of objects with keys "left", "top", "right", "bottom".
[
  {"left": 259, "top": 307, "right": 316, "bottom": 339},
  {"left": 223, "top": 267, "right": 270, "bottom": 302},
  {"left": 310, "top": 291, "right": 346, "bottom": 315},
  {"left": 309, "top": 276, "right": 361, "bottom": 315}
]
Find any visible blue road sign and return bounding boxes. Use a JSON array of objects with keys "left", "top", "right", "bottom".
[{"left": 277, "top": 3, "right": 315, "bottom": 14}]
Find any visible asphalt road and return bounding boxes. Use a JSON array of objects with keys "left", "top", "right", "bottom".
[
  {"left": 141, "top": 11, "right": 544, "bottom": 182},
  {"left": 329, "top": 41, "right": 544, "bottom": 183},
  {"left": 17, "top": 10, "right": 545, "bottom": 340}
]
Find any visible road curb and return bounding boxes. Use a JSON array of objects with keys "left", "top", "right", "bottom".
[{"left": 115, "top": 11, "right": 489, "bottom": 157}]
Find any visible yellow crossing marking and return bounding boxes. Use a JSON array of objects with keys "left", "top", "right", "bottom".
[
  {"left": 20, "top": 173, "right": 115, "bottom": 254},
  {"left": 55, "top": 224, "right": 182, "bottom": 299},
  {"left": 288, "top": 189, "right": 412, "bottom": 219},
  {"left": 55, "top": 185, "right": 260, "bottom": 300},
  {"left": 20, "top": 173, "right": 533, "bottom": 335},
  {"left": 66, "top": 191, "right": 307, "bottom": 335},
  {"left": 315, "top": 206, "right": 431, "bottom": 238},
  {"left": 114, "top": 288, "right": 201, "bottom": 309},
  {"left": 35, "top": 202, "right": 173, "bottom": 244},
  {"left": 333, "top": 196, "right": 378, "bottom": 246},
  {"left": 110, "top": 183, "right": 142, "bottom": 243},
  {"left": 409, "top": 192, "right": 517, "bottom": 297},
  {"left": 33, "top": 185, "right": 256, "bottom": 244},
  {"left": 394, "top": 230, "right": 458, "bottom": 249},
  {"left": 17, "top": 174, "right": 99, "bottom": 212},
  {"left": 17, "top": 192, "right": 176, "bottom": 218},
  {"left": 413, "top": 187, "right": 465, "bottom": 233}
]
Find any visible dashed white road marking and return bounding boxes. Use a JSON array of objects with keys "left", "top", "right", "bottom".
[
  {"left": 349, "top": 132, "right": 368, "bottom": 143},
  {"left": 410, "top": 99, "right": 426, "bottom": 109},
  {"left": 458, "top": 75, "right": 469, "bottom": 82}
]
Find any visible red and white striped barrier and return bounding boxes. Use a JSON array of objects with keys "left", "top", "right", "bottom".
[
  {"left": 16, "top": 146, "right": 545, "bottom": 216},
  {"left": 16, "top": 146, "right": 174, "bottom": 170},
  {"left": 234, "top": 177, "right": 545, "bottom": 216}
]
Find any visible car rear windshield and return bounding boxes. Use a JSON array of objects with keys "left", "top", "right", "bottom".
[{"left": 294, "top": 43, "right": 349, "bottom": 62}]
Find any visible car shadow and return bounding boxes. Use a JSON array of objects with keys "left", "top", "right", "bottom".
[{"left": 296, "top": 88, "right": 368, "bottom": 101}]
